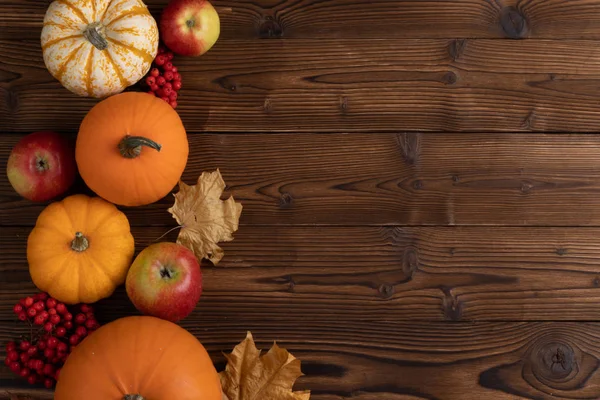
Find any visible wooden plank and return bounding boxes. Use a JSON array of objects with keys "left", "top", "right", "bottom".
[
  {"left": 4, "top": 133, "right": 600, "bottom": 227},
  {"left": 3, "top": 225, "right": 600, "bottom": 321},
  {"left": 4, "top": 39, "right": 600, "bottom": 133},
  {"left": 5, "top": 0, "right": 600, "bottom": 40},
  {"left": 3, "top": 320, "right": 600, "bottom": 399}
]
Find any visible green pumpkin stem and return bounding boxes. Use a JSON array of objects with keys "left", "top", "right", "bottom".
[
  {"left": 83, "top": 22, "right": 108, "bottom": 51},
  {"left": 123, "top": 396, "right": 145, "bottom": 400},
  {"left": 71, "top": 232, "right": 89, "bottom": 252},
  {"left": 118, "top": 135, "right": 162, "bottom": 159}
]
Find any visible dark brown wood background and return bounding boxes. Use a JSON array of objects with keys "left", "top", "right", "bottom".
[{"left": 4, "top": 0, "right": 600, "bottom": 399}]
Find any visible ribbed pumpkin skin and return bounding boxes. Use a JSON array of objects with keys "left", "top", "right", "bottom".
[
  {"left": 41, "top": 0, "right": 158, "bottom": 98},
  {"left": 76, "top": 92, "right": 189, "bottom": 206},
  {"left": 54, "top": 316, "right": 222, "bottom": 400},
  {"left": 27, "top": 194, "right": 135, "bottom": 304}
]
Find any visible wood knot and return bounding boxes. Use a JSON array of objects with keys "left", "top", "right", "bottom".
[
  {"left": 413, "top": 180, "right": 423, "bottom": 190},
  {"left": 442, "top": 71, "right": 457, "bottom": 85},
  {"left": 402, "top": 246, "right": 419, "bottom": 277},
  {"left": 452, "top": 175, "right": 460, "bottom": 183},
  {"left": 263, "top": 98, "right": 272, "bottom": 113},
  {"left": 500, "top": 7, "right": 529, "bottom": 39},
  {"left": 3, "top": 87, "right": 19, "bottom": 112},
  {"left": 278, "top": 192, "right": 294, "bottom": 209},
  {"left": 378, "top": 283, "right": 395, "bottom": 299},
  {"left": 556, "top": 248, "right": 567, "bottom": 256},
  {"left": 339, "top": 96, "right": 349, "bottom": 113},
  {"left": 530, "top": 341, "right": 576, "bottom": 383},
  {"left": 441, "top": 287, "right": 462, "bottom": 321},
  {"left": 448, "top": 39, "right": 467, "bottom": 62},
  {"left": 520, "top": 181, "right": 533, "bottom": 194},
  {"left": 396, "top": 132, "right": 421, "bottom": 166},
  {"left": 594, "top": 277, "right": 600, "bottom": 287},
  {"left": 258, "top": 17, "right": 283, "bottom": 38}
]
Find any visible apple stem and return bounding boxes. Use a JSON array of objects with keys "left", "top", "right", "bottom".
[
  {"left": 123, "top": 395, "right": 145, "bottom": 400},
  {"left": 119, "top": 135, "right": 162, "bottom": 159},
  {"left": 71, "top": 232, "right": 89, "bottom": 252},
  {"left": 83, "top": 22, "right": 108, "bottom": 51}
]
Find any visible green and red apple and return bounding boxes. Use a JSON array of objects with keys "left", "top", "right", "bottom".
[
  {"left": 126, "top": 242, "right": 203, "bottom": 322},
  {"left": 160, "top": 0, "right": 220, "bottom": 57},
  {"left": 6, "top": 131, "right": 76, "bottom": 202}
]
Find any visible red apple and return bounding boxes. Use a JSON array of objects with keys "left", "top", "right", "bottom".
[
  {"left": 160, "top": 0, "right": 220, "bottom": 57},
  {"left": 6, "top": 131, "right": 76, "bottom": 202},
  {"left": 126, "top": 242, "right": 202, "bottom": 322}
]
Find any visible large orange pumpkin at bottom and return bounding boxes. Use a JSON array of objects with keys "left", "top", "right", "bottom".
[{"left": 54, "top": 316, "right": 221, "bottom": 400}]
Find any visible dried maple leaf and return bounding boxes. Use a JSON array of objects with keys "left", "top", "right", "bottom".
[
  {"left": 168, "top": 169, "right": 242, "bottom": 265},
  {"left": 220, "top": 332, "right": 310, "bottom": 400}
]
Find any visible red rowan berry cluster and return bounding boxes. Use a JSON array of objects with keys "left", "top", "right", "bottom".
[{"left": 145, "top": 46, "right": 182, "bottom": 109}]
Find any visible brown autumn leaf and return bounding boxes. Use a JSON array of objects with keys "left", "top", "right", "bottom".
[
  {"left": 167, "top": 169, "right": 242, "bottom": 265},
  {"left": 220, "top": 332, "right": 310, "bottom": 400}
]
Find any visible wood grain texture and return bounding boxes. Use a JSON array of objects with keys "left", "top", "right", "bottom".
[
  {"left": 5, "top": 39, "right": 600, "bottom": 132},
  {"left": 4, "top": 133, "right": 600, "bottom": 227},
  {"left": 5, "top": 321, "right": 600, "bottom": 399},
  {"left": 3, "top": 225, "right": 600, "bottom": 322},
  {"left": 5, "top": 0, "right": 600, "bottom": 40}
]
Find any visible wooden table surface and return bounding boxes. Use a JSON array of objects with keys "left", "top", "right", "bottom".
[{"left": 4, "top": 0, "right": 600, "bottom": 399}]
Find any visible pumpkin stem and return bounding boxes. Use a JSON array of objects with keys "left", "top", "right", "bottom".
[
  {"left": 83, "top": 22, "right": 108, "bottom": 50},
  {"left": 123, "top": 396, "right": 145, "bottom": 400},
  {"left": 71, "top": 232, "right": 89, "bottom": 252},
  {"left": 118, "top": 135, "right": 162, "bottom": 159}
]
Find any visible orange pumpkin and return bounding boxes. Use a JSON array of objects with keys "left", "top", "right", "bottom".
[
  {"left": 54, "top": 316, "right": 222, "bottom": 400},
  {"left": 76, "top": 92, "right": 189, "bottom": 207}
]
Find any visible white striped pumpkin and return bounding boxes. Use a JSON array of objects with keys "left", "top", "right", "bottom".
[{"left": 41, "top": 0, "right": 159, "bottom": 98}]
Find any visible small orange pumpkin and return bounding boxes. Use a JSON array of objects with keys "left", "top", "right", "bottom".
[
  {"left": 27, "top": 194, "right": 135, "bottom": 304},
  {"left": 76, "top": 92, "right": 189, "bottom": 206},
  {"left": 54, "top": 316, "right": 222, "bottom": 400}
]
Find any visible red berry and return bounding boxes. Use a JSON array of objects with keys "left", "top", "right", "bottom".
[
  {"left": 24, "top": 297, "right": 34, "bottom": 307},
  {"left": 19, "top": 341, "right": 30, "bottom": 351},
  {"left": 150, "top": 68, "right": 160, "bottom": 77},
  {"left": 44, "top": 348, "right": 55, "bottom": 359},
  {"left": 14, "top": 304, "right": 23, "bottom": 314},
  {"left": 155, "top": 54, "right": 166, "bottom": 65},
  {"left": 35, "top": 359, "right": 44, "bottom": 370},
  {"left": 164, "top": 62, "right": 173, "bottom": 71},
  {"left": 57, "top": 342, "right": 68, "bottom": 353},
  {"left": 76, "top": 326, "right": 87, "bottom": 337},
  {"left": 38, "top": 341, "right": 46, "bottom": 350},
  {"left": 27, "top": 346, "right": 37, "bottom": 356},
  {"left": 163, "top": 87, "right": 172, "bottom": 96},
  {"left": 169, "top": 91, "right": 178, "bottom": 101},
  {"left": 19, "top": 367, "right": 30, "bottom": 377},
  {"left": 56, "top": 303, "right": 67, "bottom": 314},
  {"left": 37, "top": 293, "right": 49, "bottom": 301},
  {"left": 157, "top": 76, "right": 166, "bottom": 86},
  {"left": 146, "top": 76, "right": 156, "bottom": 86},
  {"left": 150, "top": 83, "right": 160, "bottom": 92},
  {"left": 8, "top": 351, "right": 19, "bottom": 361},
  {"left": 50, "top": 314, "right": 61, "bottom": 325},
  {"left": 43, "top": 363, "right": 54, "bottom": 375},
  {"left": 46, "top": 298, "right": 57, "bottom": 309},
  {"left": 4, "top": 357, "right": 10, "bottom": 366},
  {"left": 166, "top": 52, "right": 174, "bottom": 61},
  {"left": 63, "top": 321, "right": 73, "bottom": 330},
  {"left": 33, "top": 301, "right": 45, "bottom": 311},
  {"left": 84, "top": 319, "right": 96, "bottom": 329},
  {"left": 48, "top": 308, "right": 57, "bottom": 315},
  {"left": 27, "top": 307, "right": 37, "bottom": 317},
  {"left": 170, "top": 101, "right": 178, "bottom": 109},
  {"left": 64, "top": 312, "right": 73, "bottom": 321},
  {"left": 18, "top": 312, "right": 27, "bottom": 321},
  {"left": 75, "top": 313, "right": 86, "bottom": 325},
  {"left": 163, "top": 82, "right": 173, "bottom": 90},
  {"left": 86, "top": 311, "right": 95, "bottom": 319},
  {"left": 173, "top": 72, "right": 182, "bottom": 82},
  {"left": 6, "top": 341, "right": 16, "bottom": 351},
  {"left": 56, "top": 326, "right": 67, "bottom": 337},
  {"left": 173, "top": 81, "right": 182, "bottom": 91},
  {"left": 69, "top": 335, "right": 80, "bottom": 345},
  {"left": 44, "top": 322, "right": 53, "bottom": 332},
  {"left": 81, "top": 304, "right": 93, "bottom": 313},
  {"left": 40, "top": 310, "right": 49, "bottom": 319},
  {"left": 171, "top": 66, "right": 178, "bottom": 73},
  {"left": 161, "top": 96, "right": 170, "bottom": 103},
  {"left": 10, "top": 361, "right": 21, "bottom": 372},
  {"left": 44, "top": 378, "right": 54, "bottom": 389},
  {"left": 27, "top": 374, "right": 37, "bottom": 385},
  {"left": 34, "top": 315, "right": 44, "bottom": 325},
  {"left": 47, "top": 337, "right": 59, "bottom": 349},
  {"left": 19, "top": 353, "right": 29, "bottom": 363}
]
